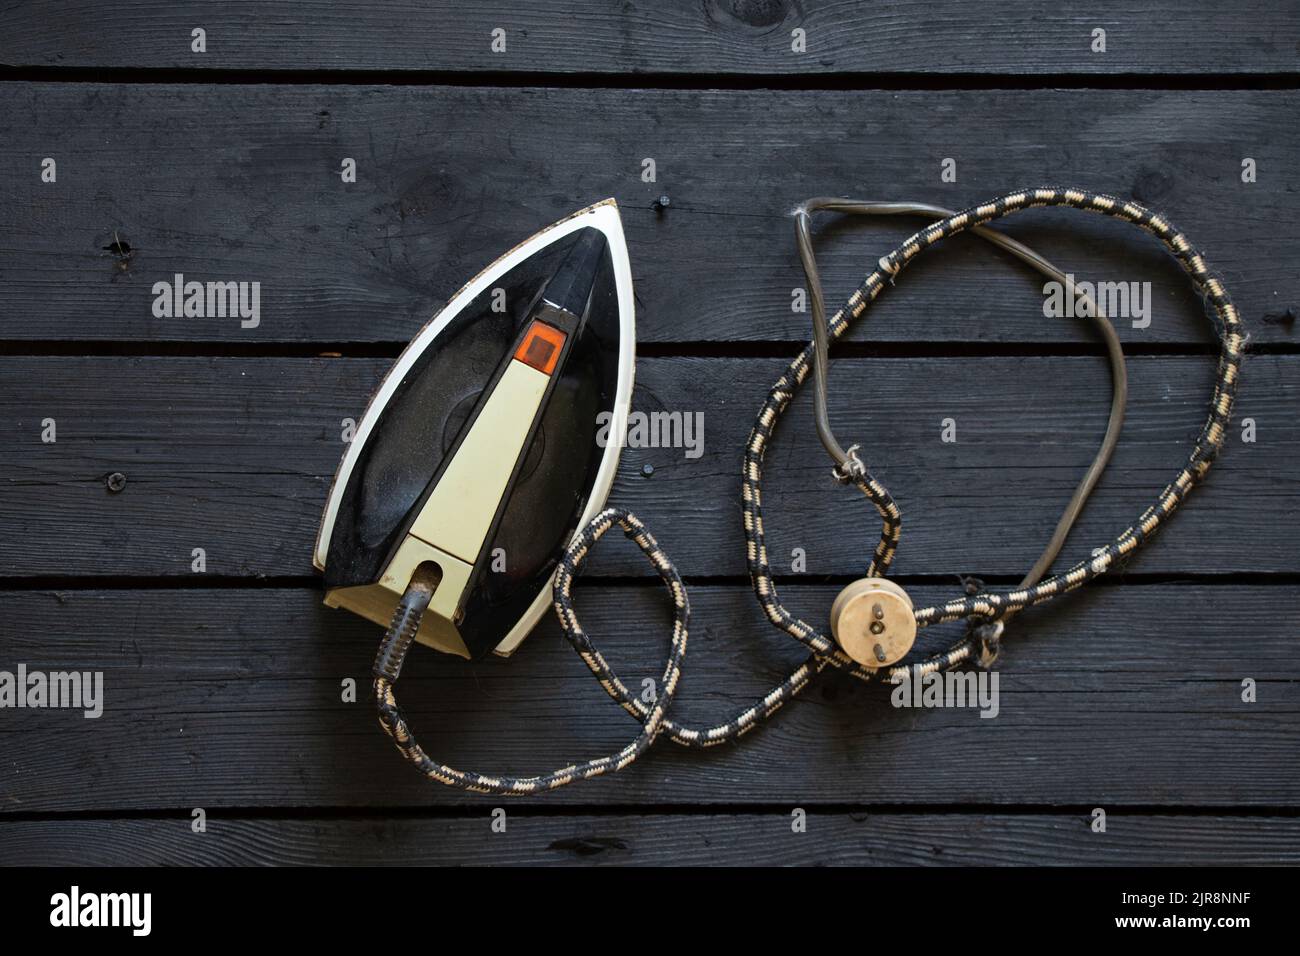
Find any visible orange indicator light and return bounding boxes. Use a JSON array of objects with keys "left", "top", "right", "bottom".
[{"left": 513, "top": 320, "right": 567, "bottom": 376}]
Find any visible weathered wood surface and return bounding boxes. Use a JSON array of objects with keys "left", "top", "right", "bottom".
[
  {"left": 1, "top": 85, "right": 1295, "bottom": 346},
  {"left": 4, "top": 813, "right": 1297, "bottom": 866},
  {"left": 2, "top": 584, "right": 1295, "bottom": 812},
  {"left": 0, "top": 354, "right": 1291, "bottom": 579},
  {"left": 3, "top": 1, "right": 1297, "bottom": 866},
  {"left": 2, "top": 1, "right": 1295, "bottom": 76}
]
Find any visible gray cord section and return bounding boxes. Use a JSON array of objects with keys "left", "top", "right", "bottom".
[{"left": 794, "top": 198, "right": 1128, "bottom": 594}]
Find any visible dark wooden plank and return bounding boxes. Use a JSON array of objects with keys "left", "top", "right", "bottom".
[
  {"left": 2, "top": 583, "right": 1296, "bottom": 811},
  {"left": 2, "top": 813, "right": 1296, "bottom": 866},
  {"left": 1, "top": 84, "right": 1294, "bottom": 345},
  {"left": 0, "top": 354, "right": 1291, "bottom": 578},
  {"left": 1, "top": 1, "right": 1295, "bottom": 75}
]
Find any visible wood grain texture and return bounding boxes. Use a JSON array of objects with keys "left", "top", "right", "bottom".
[
  {"left": 2, "top": 584, "right": 1295, "bottom": 812},
  {"left": 3, "top": 5, "right": 1296, "bottom": 866},
  {"left": 0, "top": 354, "right": 1290, "bottom": 579},
  {"left": 1, "top": 1, "right": 1296, "bottom": 75},
  {"left": 1, "top": 84, "right": 1295, "bottom": 346},
  {"left": 2, "top": 813, "right": 1296, "bottom": 866}
]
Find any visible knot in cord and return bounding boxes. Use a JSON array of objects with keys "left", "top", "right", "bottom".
[
  {"left": 832, "top": 444, "right": 867, "bottom": 483},
  {"left": 974, "top": 620, "right": 1006, "bottom": 669}
]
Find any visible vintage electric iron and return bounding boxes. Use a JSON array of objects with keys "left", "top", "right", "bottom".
[
  {"left": 314, "top": 200, "right": 634, "bottom": 660},
  {"left": 317, "top": 188, "right": 1242, "bottom": 796}
]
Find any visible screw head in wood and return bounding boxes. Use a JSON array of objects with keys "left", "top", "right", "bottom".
[{"left": 829, "top": 577, "right": 916, "bottom": 667}]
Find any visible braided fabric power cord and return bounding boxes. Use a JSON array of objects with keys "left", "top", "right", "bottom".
[
  {"left": 568, "top": 187, "right": 1240, "bottom": 741},
  {"left": 373, "top": 510, "right": 689, "bottom": 794},
  {"left": 374, "top": 186, "right": 1243, "bottom": 791},
  {"left": 743, "top": 187, "right": 1241, "bottom": 686}
]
